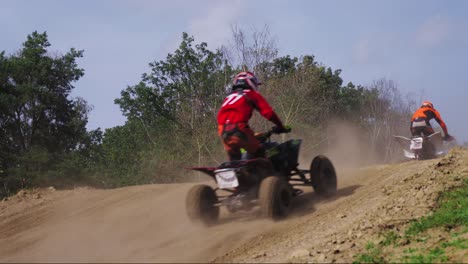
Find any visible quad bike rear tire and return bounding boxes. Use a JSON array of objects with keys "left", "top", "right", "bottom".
[
  {"left": 186, "top": 184, "right": 219, "bottom": 226},
  {"left": 258, "top": 176, "right": 292, "bottom": 220},
  {"left": 310, "top": 155, "right": 337, "bottom": 197},
  {"left": 419, "top": 140, "right": 436, "bottom": 160}
]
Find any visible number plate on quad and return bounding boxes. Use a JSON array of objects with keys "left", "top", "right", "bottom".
[
  {"left": 215, "top": 169, "right": 239, "bottom": 189},
  {"left": 410, "top": 137, "right": 423, "bottom": 150}
]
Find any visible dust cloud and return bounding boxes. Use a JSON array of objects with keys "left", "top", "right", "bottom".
[
  {"left": 0, "top": 122, "right": 386, "bottom": 263},
  {"left": 299, "top": 120, "right": 379, "bottom": 185},
  {"left": 0, "top": 183, "right": 275, "bottom": 263},
  {"left": 322, "top": 120, "right": 378, "bottom": 169}
]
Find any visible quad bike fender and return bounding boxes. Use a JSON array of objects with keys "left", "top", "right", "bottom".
[
  {"left": 393, "top": 135, "right": 411, "bottom": 150},
  {"left": 403, "top": 149, "right": 416, "bottom": 159},
  {"left": 245, "top": 158, "right": 275, "bottom": 173},
  {"left": 427, "top": 132, "right": 443, "bottom": 154},
  {"left": 187, "top": 158, "right": 275, "bottom": 180},
  {"left": 393, "top": 135, "right": 419, "bottom": 159},
  {"left": 187, "top": 167, "right": 217, "bottom": 180},
  {"left": 393, "top": 135, "right": 414, "bottom": 157}
]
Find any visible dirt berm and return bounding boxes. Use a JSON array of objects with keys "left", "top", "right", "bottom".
[{"left": 0, "top": 147, "right": 466, "bottom": 263}]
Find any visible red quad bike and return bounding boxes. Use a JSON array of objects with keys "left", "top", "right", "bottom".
[{"left": 185, "top": 127, "right": 337, "bottom": 226}]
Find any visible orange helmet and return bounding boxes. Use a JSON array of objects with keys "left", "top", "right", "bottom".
[{"left": 421, "top": 101, "right": 434, "bottom": 109}]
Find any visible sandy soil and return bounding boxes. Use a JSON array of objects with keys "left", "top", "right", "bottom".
[{"left": 0, "top": 147, "right": 466, "bottom": 263}]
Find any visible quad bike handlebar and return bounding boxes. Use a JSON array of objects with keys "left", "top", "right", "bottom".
[
  {"left": 255, "top": 126, "right": 292, "bottom": 143},
  {"left": 412, "top": 132, "right": 455, "bottom": 142}
]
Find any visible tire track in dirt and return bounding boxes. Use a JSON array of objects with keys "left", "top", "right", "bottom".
[
  {"left": 213, "top": 148, "right": 467, "bottom": 263},
  {"left": 211, "top": 164, "right": 413, "bottom": 262},
  {"left": 0, "top": 148, "right": 466, "bottom": 263},
  {"left": 0, "top": 183, "right": 275, "bottom": 262}
]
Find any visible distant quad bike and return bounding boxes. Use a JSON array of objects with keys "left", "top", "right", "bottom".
[
  {"left": 393, "top": 132, "right": 456, "bottom": 160},
  {"left": 185, "top": 127, "right": 337, "bottom": 226}
]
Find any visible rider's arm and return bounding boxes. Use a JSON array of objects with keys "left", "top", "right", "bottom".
[
  {"left": 432, "top": 109, "right": 449, "bottom": 136},
  {"left": 247, "top": 90, "right": 285, "bottom": 128}
]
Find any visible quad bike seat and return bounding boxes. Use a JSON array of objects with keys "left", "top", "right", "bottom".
[{"left": 218, "top": 160, "right": 246, "bottom": 169}]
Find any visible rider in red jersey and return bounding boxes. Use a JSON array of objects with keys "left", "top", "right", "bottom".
[{"left": 217, "top": 71, "right": 288, "bottom": 161}]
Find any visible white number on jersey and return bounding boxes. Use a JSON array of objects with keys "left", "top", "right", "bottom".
[{"left": 222, "top": 93, "right": 244, "bottom": 107}]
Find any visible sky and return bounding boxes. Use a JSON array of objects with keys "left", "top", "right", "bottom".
[{"left": 1, "top": 0, "right": 468, "bottom": 142}]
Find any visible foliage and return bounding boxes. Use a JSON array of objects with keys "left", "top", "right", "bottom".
[
  {"left": 381, "top": 230, "right": 400, "bottom": 247},
  {"left": 103, "top": 32, "right": 234, "bottom": 186},
  {"left": 0, "top": 31, "right": 90, "bottom": 196},
  {"left": 441, "top": 237, "right": 468, "bottom": 250},
  {"left": 401, "top": 247, "right": 448, "bottom": 263},
  {"left": 1, "top": 29, "right": 419, "bottom": 193},
  {"left": 263, "top": 55, "right": 375, "bottom": 127}
]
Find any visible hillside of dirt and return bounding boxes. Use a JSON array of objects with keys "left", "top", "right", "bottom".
[{"left": 0, "top": 147, "right": 467, "bottom": 263}]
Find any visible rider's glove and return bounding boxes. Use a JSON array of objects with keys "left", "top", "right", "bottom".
[
  {"left": 443, "top": 135, "right": 454, "bottom": 141},
  {"left": 272, "top": 125, "right": 291, "bottom": 134}
]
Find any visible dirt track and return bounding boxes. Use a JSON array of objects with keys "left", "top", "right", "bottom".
[{"left": 0, "top": 148, "right": 466, "bottom": 263}]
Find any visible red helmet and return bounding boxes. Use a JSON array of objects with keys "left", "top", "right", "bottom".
[
  {"left": 421, "top": 100, "right": 434, "bottom": 109},
  {"left": 232, "top": 71, "right": 262, "bottom": 91}
]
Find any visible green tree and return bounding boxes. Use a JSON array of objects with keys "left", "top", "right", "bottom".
[
  {"left": 262, "top": 55, "right": 346, "bottom": 126},
  {"left": 0, "top": 31, "right": 89, "bottom": 195},
  {"left": 94, "top": 32, "right": 234, "bottom": 186},
  {"left": 116, "top": 32, "right": 230, "bottom": 129},
  {"left": 116, "top": 32, "right": 231, "bottom": 160}
]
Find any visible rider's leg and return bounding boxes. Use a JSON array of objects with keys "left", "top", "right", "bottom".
[
  {"left": 235, "top": 124, "right": 264, "bottom": 159},
  {"left": 221, "top": 136, "right": 242, "bottom": 161},
  {"left": 411, "top": 119, "right": 429, "bottom": 137},
  {"left": 412, "top": 126, "right": 433, "bottom": 137},
  {"left": 411, "top": 127, "right": 422, "bottom": 137},
  {"left": 218, "top": 123, "right": 264, "bottom": 160},
  {"left": 227, "top": 149, "right": 242, "bottom": 161},
  {"left": 218, "top": 124, "right": 244, "bottom": 161},
  {"left": 422, "top": 126, "right": 435, "bottom": 137}
]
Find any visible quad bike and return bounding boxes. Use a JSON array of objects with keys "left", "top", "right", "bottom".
[
  {"left": 185, "top": 127, "right": 337, "bottom": 226},
  {"left": 393, "top": 132, "right": 456, "bottom": 160}
]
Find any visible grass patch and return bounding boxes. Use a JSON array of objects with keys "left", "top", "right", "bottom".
[
  {"left": 381, "top": 230, "right": 400, "bottom": 246},
  {"left": 354, "top": 179, "right": 467, "bottom": 263},
  {"left": 406, "top": 179, "right": 468, "bottom": 236},
  {"left": 441, "top": 237, "right": 468, "bottom": 250},
  {"left": 404, "top": 247, "right": 417, "bottom": 254},
  {"left": 353, "top": 242, "right": 385, "bottom": 264},
  {"left": 401, "top": 247, "right": 448, "bottom": 263}
]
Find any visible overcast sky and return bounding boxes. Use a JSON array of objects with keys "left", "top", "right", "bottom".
[{"left": 2, "top": 0, "right": 467, "bottom": 141}]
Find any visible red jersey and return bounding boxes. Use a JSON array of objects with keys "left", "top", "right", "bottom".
[{"left": 217, "top": 89, "right": 282, "bottom": 127}]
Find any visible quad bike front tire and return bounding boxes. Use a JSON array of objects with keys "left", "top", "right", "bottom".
[
  {"left": 186, "top": 184, "right": 219, "bottom": 226},
  {"left": 310, "top": 155, "right": 337, "bottom": 197},
  {"left": 258, "top": 176, "right": 292, "bottom": 220}
]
